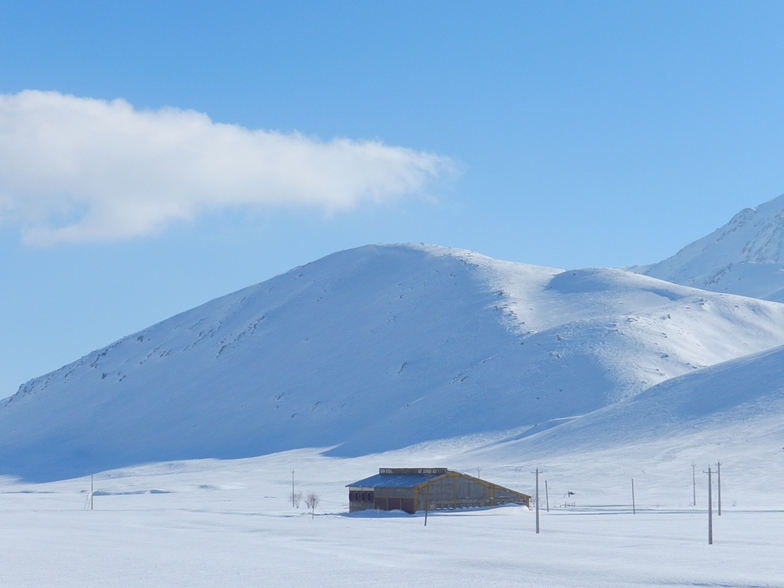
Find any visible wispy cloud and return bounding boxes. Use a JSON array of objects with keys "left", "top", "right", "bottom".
[{"left": 0, "top": 91, "right": 454, "bottom": 246}]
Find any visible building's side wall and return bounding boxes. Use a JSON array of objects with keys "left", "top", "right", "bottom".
[
  {"left": 415, "top": 474, "right": 530, "bottom": 511},
  {"left": 416, "top": 475, "right": 490, "bottom": 511},
  {"left": 493, "top": 485, "right": 529, "bottom": 507},
  {"left": 374, "top": 486, "right": 416, "bottom": 514},
  {"left": 348, "top": 473, "right": 530, "bottom": 514},
  {"left": 348, "top": 488, "right": 375, "bottom": 513}
]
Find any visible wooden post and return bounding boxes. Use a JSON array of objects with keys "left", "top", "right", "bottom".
[
  {"left": 707, "top": 466, "right": 713, "bottom": 545},
  {"left": 545, "top": 480, "right": 550, "bottom": 512},
  {"left": 424, "top": 483, "right": 429, "bottom": 527},
  {"left": 535, "top": 468, "right": 540, "bottom": 534},
  {"left": 692, "top": 463, "right": 697, "bottom": 507},
  {"left": 717, "top": 462, "right": 721, "bottom": 516}
]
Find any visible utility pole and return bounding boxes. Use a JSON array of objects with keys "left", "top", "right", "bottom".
[
  {"left": 291, "top": 469, "right": 295, "bottom": 508},
  {"left": 424, "top": 483, "right": 430, "bottom": 527},
  {"left": 90, "top": 474, "right": 94, "bottom": 511},
  {"left": 631, "top": 478, "right": 636, "bottom": 515},
  {"left": 717, "top": 461, "right": 722, "bottom": 516},
  {"left": 532, "top": 468, "right": 540, "bottom": 534},
  {"left": 545, "top": 480, "right": 550, "bottom": 512},
  {"left": 477, "top": 468, "right": 481, "bottom": 480},
  {"left": 692, "top": 463, "right": 697, "bottom": 507},
  {"left": 708, "top": 466, "right": 713, "bottom": 544}
]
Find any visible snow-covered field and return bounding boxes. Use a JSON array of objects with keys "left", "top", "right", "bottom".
[{"left": 2, "top": 433, "right": 783, "bottom": 588}]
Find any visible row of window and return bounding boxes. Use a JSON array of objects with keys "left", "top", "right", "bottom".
[{"left": 349, "top": 491, "right": 374, "bottom": 503}]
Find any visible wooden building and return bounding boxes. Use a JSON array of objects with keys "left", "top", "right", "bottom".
[{"left": 347, "top": 468, "right": 531, "bottom": 514}]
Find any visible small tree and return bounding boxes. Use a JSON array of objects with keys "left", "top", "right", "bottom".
[
  {"left": 305, "top": 492, "right": 320, "bottom": 519},
  {"left": 290, "top": 490, "right": 302, "bottom": 508}
]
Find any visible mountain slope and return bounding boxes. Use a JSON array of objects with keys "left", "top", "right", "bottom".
[
  {"left": 480, "top": 342, "right": 784, "bottom": 458},
  {"left": 4, "top": 244, "right": 784, "bottom": 481},
  {"left": 642, "top": 193, "right": 784, "bottom": 301},
  {"left": 467, "top": 341, "right": 784, "bottom": 514}
]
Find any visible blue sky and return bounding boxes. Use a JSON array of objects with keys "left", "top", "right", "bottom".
[{"left": 2, "top": 0, "right": 784, "bottom": 398}]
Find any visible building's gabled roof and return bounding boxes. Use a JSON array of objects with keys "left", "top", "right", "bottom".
[
  {"left": 347, "top": 472, "right": 444, "bottom": 488},
  {"left": 347, "top": 468, "right": 532, "bottom": 501}
]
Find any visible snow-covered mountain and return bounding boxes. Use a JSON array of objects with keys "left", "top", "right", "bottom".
[
  {"left": 5, "top": 243, "right": 784, "bottom": 481},
  {"left": 641, "top": 193, "right": 784, "bottom": 301}
]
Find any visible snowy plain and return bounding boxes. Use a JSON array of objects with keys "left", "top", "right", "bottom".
[{"left": 1, "top": 434, "right": 782, "bottom": 588}]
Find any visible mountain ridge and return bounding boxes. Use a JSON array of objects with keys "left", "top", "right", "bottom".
[
  {"left": 5, "top": 243, "right": 784, "bottom": 481},
  {"left": 642, "top": 193, "right": 784, "bottom": 300}
]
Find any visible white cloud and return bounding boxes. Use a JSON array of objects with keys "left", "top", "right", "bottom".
[{"left": 0, "top": 91, "right": 454, "bottom": 246}]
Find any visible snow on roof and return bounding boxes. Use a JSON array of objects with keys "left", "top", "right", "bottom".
[{"left": 347, "top": 472, "right": 444, "bottom": 488}]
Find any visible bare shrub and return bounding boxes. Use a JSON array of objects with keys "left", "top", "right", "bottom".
[{"left": 305, "top": 492, "right": 320, "bottom": 519}]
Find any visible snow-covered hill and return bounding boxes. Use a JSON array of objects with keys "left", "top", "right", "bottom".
[
  {"left": 458, "top": 338, "right": 784, "bottom": 519},
  {"left": 4, "top": 243, "right": 784, "bottom": 481},
  {"left": 476, "top": 341, "right": 784, "bottom": 458},
  {"left": 641, "top": 193, "right": 784, "bottom": 301}
]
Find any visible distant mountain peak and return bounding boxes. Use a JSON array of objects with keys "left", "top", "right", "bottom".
[{"left": 642, "top": 193, "right": 784, "bottom": 300}]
